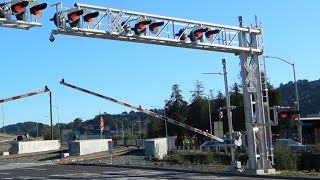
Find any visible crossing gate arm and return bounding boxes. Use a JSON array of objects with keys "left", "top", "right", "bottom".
[
  {"left": 0, "top": 86, "right": 50, "bottom": 104},
  {"left": 60, "top": 79, "right": 224, "bottom": 142}
]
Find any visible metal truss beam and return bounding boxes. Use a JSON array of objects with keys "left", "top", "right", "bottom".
[
  {"left": 0, "top": 18, "right": 41, "bottom": 30},
  {"left": 50, "top": 3, "right": 263, "bottom": 54}
]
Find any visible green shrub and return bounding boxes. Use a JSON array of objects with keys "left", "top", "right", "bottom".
[
  {"left": 164, "top": 152, "right": 247, "bottom": 165},
  {"left": 307, "top": 144, "right": 320, "bottom": 153},
  {"left": 273, "top": 144, "right": 297, "bottom": 170}
]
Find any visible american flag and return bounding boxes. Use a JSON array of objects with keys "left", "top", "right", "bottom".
[{"left": 100, "top": 116, "right": 104, "bottom": 133}]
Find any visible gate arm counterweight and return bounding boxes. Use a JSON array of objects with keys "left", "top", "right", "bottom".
[{"left": 60, "top": 79, "right": 224, "bottom": 142}]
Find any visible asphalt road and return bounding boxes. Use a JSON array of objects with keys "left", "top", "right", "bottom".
[{"left": 0, "top": 163, "right": 292, "bottom": 179}]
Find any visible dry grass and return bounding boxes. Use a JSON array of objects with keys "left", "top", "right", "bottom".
[
  {"left": 279, "top": 170, "right": 320, "bottom": 177},
  {"left": 0, "top": 133, "right": 16, "bottom": 140},
  {"left": 0, "top": 133, "right": 16, "bottom": 153}
]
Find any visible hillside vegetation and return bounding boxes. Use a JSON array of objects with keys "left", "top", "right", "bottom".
[{"left": 279, "top": 79, "right": 320, "bottom": 116}]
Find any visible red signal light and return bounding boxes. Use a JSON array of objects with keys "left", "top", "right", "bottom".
[
  {"left": 30, "top": 2, "right": 47, "bottom": 18},
  {"left": 279, "top": 113, "right": 288, "bottom": 119},
  {"left": 11, "top": 0, "right": 29, "bottom": 20},
  {"left": 137, "top": 22, "right": 145, "bottom": 30},
  {"left": 69, "top": 14, "right": 78, "bottom": 21},
  {"left": 205, "top": 29, "right": 220, "bottom": 41},
  {"left": 290, "top": 114, "right": 297, "bottom": 119},
  {"left": 278, "top": 111, "right": 301, "bottom": 120},
  {"left": 83, "top": 11, "right": 99, "bottom": 24},
  {"left": 194, "top": 31, "right": 202, "bottom": 38},
  {"left": 11, "top": 1, "right": 28, "bottom": 14},
  {"left": 67, "top": 9, "right": 84, "bottom": 27},
  {"left": 13, "top": 5, "right": 22, "bottom": 13},
  {"left": 133, "top": 18, "right": 151, "bottom": 35},
  {"left": 148, "top": 20, "right": 164, "bottom": 34},
  {"left": 150, "top": 26, "right": 156, "bottom": 31},
  {"left": 189, "top": 26, "right": 208, "bottom": 42}
]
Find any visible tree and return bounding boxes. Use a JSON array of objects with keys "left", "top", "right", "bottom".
[
  {"left": 165, "top": 84, "right": 188, "bottom": 145},
  {"left": 147, "top": 117, "right": 161, "bottom": 138},
  {"left": 187, "top": 81, "right": 211, "bottom": 145},
  {"left": 268, "top": 82, "right": 282, "bottom": 107},
  {"left": 188, "top": 81, "right": 208, "bottom": 134},
  {"left": 230, "top": 83, "right": 245, "bottom": 131},
  {"left": 73, "top": 118, "right": 83, "bottom": 130}
]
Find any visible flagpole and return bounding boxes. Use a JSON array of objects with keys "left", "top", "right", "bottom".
[{"left": 100, "top": 111, "right": 102, "bottom": 139}]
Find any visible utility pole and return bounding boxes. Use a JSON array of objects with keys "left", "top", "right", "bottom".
[
  {"left": 221, "top": 59, "right": 236, "bottom": 170},
  {"left": 138, "top": 116, "right": 141, "bottom": 141},
  {"left": 116, "top": 122, "right": 119, "bottom": 136},
  {"left": 2, "top": 106, "right": 5, "bottom": 138},
  {"left": 132, "top": 123, "right": 134, "bottom": 135},
  {"left": 163, "top": 101, "right": 168, "bottom": 138},
  {"left": 207, "top": 93, "right": 213, "bottom": 139},
  {"left": 49, "top": 92, "right": 53, "bottom": 140},
  {"left": 37, "top": 118, "right": 39, "bottom": 139},
  {"left": 121, "top": 121, "right": 124, "bottom": 140},
  {"left": 56, "top": 106, "right": 60, "bottom": 137}
]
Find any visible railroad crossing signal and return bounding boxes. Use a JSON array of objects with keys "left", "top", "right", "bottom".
[
  {"left": 83, "top": 10, "right": 99, "bottom": 25},
  {"left": 133, "top": 18, "right": 152, "bottom": 35},
  {"left": 149, "top": 20, "right": 164, "bottom": 34},
  {"left": 278, "top": 110, "right": 301, "bottom": 120},
  {"left": 67, "top": 8, "right": 84, "bottom": 27},
  {"left": 189, "top": 26, "right": 208, "bottom": 42},
  {"left": 11, "top": 0, "right": 28, "bottom": 20},
  {"left": 0, "top": 0, "right": 47, "bottom": 29},
  {"left": 205, "top": 28, "right": 220, "bottom": 41},
  {"left": 29, "top": 1, "right": 47, "bottom": 18}
]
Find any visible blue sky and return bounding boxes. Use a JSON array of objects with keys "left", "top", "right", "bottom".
[{"left": 1, "top": 0, "right": 319, "bottom": 126}]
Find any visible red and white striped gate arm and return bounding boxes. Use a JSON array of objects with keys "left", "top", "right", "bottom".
[
  {"left": 60, "top": 79, "right": 224, "bottom": 142},
  {"left": 0, "top": 86, "right": 50, "bottom": 104}
]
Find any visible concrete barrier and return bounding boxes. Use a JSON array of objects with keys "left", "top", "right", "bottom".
[
  {"left": 68, "top": 139, "right": 112, "bottom": 156},
  {"left": 11, "top": 140, "right": 61, "bottom": 154},
  {"left": 145, "top": 138, "right": 168, "bottom": 160},
  {"left": 61, "top": 153, "right": 69, "bottom": 158},
  {"left": 0, "top": 152, "right": 9, "bottom": 156}
]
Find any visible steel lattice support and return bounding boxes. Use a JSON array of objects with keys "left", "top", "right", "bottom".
[{"left": 238, "top": 27, "right": 274, "bottom": 174}]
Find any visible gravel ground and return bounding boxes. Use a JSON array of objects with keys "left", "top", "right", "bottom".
[
  {"left": 0, "top": 149, "right": 229, "bottom": 173},
  {"left": 76, "top": 150, "right": 229, "bottom": 173},
  {"left": 0, "top": 153, "right": 61, "bottom": 164}
]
